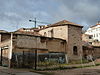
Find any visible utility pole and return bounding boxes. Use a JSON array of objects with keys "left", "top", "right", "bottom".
[
  {"left": 29, "top": 18, "right": 37, "bottom": 28},
  {"left": 34, "top": 49, "right": 37, "bottom": 70},
  {"left": 34, "top": 18, "right": 36, "bottom": 28},
  {"left": 29, "top": 18, "right": 50, "bottom": 28},
  {"left": 29, "top": 18, "right": 37, "bottom": 70},
  {"left": 29, "top": 18, "right": 50, "bottom": 70}
]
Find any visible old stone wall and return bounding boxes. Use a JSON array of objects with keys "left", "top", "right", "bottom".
[
  {"left": 11, "top": 34, "right": 66, "bottom": 68},
  {"left": 15, "top": 35, "right": 47, "bottom": 49},
  {"left": 39, "top": 25, "right": 83, "bottom": 61},
  {"left": 82, "top": 46, "right": 100, "bottom": 59},
  {"left": 13, "top": 34, "right": 66, "bottom": 53},
  {"left": 93, "top": 47, "right": 100, "bottom": 58},
  {"left": 47, "top": 38, "right": 66, "bottom": 53},
  {"left": 0, "top": 39, "right": 11, "bottom": 58},
  {"left": 0, "top": 39, "right": 11, "bottom": 67},
  {"left": 67, "top": 25, "right": 83, "bottom": 60},
  {"left": 39, "top": 26, "right": 68, "bottom": 40},
  {"left": 0, "top": 33, "right": 67, "bottom": 67},
  {"left": 1, "top": 34, "right": 11, "bottom": 42}
]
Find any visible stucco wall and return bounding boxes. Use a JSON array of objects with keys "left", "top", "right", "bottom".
[{"left": 82, "top": 34, "right": 93, "bottom": 42}]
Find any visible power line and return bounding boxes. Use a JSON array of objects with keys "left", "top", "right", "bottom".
[
  {"left": 29, "top": 18, "right": 51, "bottom": 28},
  {"left": 29, "top": 18, "right": 51, "bottom": 70}
]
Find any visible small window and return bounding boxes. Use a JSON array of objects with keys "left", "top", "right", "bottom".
[
  {"left": 94, "top": 34, "right": 95, "bottom": 37},
  {"left": 73, "top": 46, "right": 78, "bottom": 55},
  {"left": 44, "top": 32, "right": 47, "bottom": 36},
  {"left": 89, "top": 36, "right": 92, "bottom": 39},
  {"left": 89, "top": 42, "right": 92, "bottom": 44},
  {"left": 97, "top": 34, "right": 98, "bottom": 37}
]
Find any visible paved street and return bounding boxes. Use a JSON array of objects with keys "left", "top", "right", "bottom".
[
  {"left": 53, "top": 66, "right": 100, "bottom": 75},
  {"left": 1, "top": 66, "right": 100, "bottom": 75},
  {"left": 0, "top": 66, "right": 41, "bottom": 75}
]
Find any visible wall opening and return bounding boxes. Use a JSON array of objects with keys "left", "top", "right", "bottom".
[
  {"left": 73, "top": 46, "right": 78, "bottom": 55},
  {"left": 44, "top": 32, "right": 47, "bottom": 36}
]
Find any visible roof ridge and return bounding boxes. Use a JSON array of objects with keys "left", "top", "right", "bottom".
[{"left": 49, "top": 20, "right": 82, "bottom": 27}]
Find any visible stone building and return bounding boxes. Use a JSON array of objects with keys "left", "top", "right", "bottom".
[
  {"left": 0, "top": 31, "right": 66, "bottom": 67},
  {"left": 83, "top": 21, "right": 100, "bottom": 46},
  {"left": 82, "top": 21, "right": 100, "bottom": 59},
  {"left": 82, "top": 33, "right": 100, "bottom": 59},
  {"left": 0, "top": 20, "right": 84, "bottom": 68},
  {"left": 39, "top": 20, "right": 83, "bottom": 60}
]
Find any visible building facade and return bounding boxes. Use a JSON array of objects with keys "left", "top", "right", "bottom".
[
  {"left": 85, "top": 21, "right": 100, "bottom": 41},
  {"left": 39, "top": 20, "right": 83, "bottom": 61},
  {"left": 0, "top": 32, "right": 66, "bottom": 67},
  {"left": 0, "top": 20, "right": 84, "bottom": 68}
]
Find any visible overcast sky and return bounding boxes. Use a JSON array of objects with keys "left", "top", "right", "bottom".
[{"left": 0, "top": 0, "right": 100, "bottom": 31}]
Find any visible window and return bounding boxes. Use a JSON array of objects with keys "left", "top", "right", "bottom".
[
  {"left": 97, "top": 34, "right": 98, "bottom": 37},
  {"left": 89, "top": 42, "right": 92, "bottom": 44},
  {"left": 48, "top": 29, "right": 53, "bottom": 37},
  {"left": 73, "top": 46, "right": 78, "bottom": 55},
  {"left": 50, "top": 29, "right": 53, "bottom": 37},
  {"left": 44, "top": 32, "right": 47, "bottom": 36},
  {"left": 89, "top": 36, "right": 92, "bottom": 39},
  {"left": 94, "top": 34, "right": 95, "bottom": 37}
]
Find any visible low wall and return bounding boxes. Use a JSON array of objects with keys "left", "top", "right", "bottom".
[{"left": 93, "top": 46, "right": 100, "bottom": 58}]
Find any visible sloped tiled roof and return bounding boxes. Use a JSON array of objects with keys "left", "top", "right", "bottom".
[
  {"left": 0, "top": 30, "right": 9, "bottom": 34},
  {"left": 48, "top": 20, "right": 83, "bottom": 27},
  {"left": 90, "top": 25, "right": 97, "bottom": 28},
  {"left": 0, "top": 30, "right": 8, "bottom": 32},
  {"left": 14, "top": 31, "right": 41, "bottom": 36},
  {"left": 39, "top": 20, "right": 83, "bottom": 30}
]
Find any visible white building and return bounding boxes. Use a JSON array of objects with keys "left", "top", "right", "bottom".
[{"left": 85, "top": 21, "right": 100, "bottom": 41}]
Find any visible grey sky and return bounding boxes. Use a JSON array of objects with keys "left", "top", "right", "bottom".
[{"left": 0, "top": 0, "right": 100, "bottom": 31}]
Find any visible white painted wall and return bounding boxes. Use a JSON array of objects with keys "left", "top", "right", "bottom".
[{"left": 85, "top": 25, "right": 100, "bottom": 41}]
